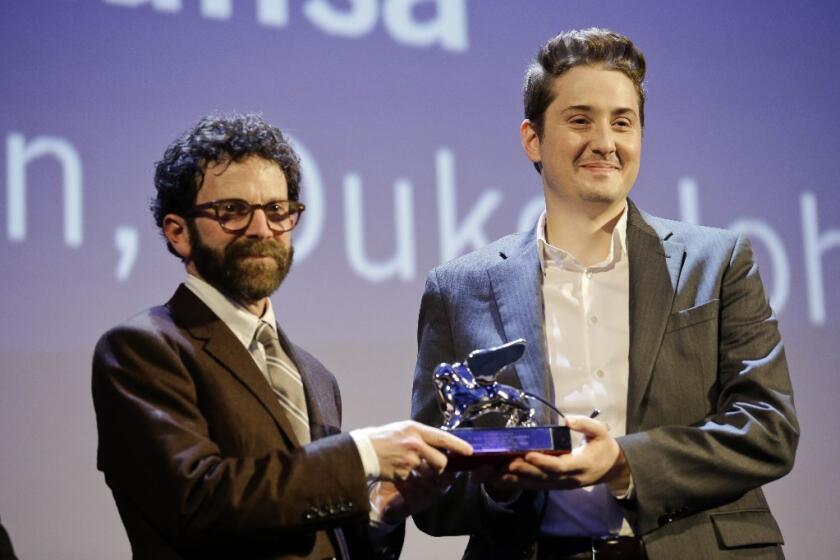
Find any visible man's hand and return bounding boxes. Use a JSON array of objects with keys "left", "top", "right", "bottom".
[
  {"left": 370, "top": 473, "right": 453, "bottom": 525},
  {"left": 470, "top": 463, "right": 522, "bottom": 502},
  {"left": 361, "top": 420, "right": 473, "bottom": 482},
  {"left": 501, "top": 416, "right": 630, "bottom": 492}
]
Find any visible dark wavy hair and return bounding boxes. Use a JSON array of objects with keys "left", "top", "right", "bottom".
[
  {"left": 524, "top": 28, "right": 647, "bottom": 139},
  {"left": 151, "top": 113, "right": 301, "bottom": 256}
]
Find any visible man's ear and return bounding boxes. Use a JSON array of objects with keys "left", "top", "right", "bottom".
[
  {"left": 163, "top": 214, "right": 191, "bottom": 260},
  {"left": 520, "top": 119, "right": 542, "bottom": 165}
]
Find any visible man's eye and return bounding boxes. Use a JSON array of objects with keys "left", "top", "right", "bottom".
[
  {"left": 221, "top": 202, "right": 249, "bottom": 214},
  {"left": 570, "top": 117, "right": 589, "bottom": 125},
  {"left": 265, "top": 203, "right": 290, "bottom": 220},
  {"left": 614, "top": 120, "right": 631, "bottom": 128}
]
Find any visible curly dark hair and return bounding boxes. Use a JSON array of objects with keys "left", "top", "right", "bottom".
[
  {"left": 524, "top": 28, "right": 647, "bottom": 139},
  {"left": 151, "top": 113, "right": 301, "bottom": 255}
]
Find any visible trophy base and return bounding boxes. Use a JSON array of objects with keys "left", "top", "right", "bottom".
[{"left": 445, "top": 426, "right": 571, "bottom": 471}]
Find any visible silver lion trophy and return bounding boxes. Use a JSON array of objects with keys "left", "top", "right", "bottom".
[{"left": 434, "top": 338, "right": 570, "bottom": 470}]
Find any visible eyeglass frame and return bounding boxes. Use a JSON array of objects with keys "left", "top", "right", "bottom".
[{"left": 185, "top": 198, "right": 306, "bottom": 234}]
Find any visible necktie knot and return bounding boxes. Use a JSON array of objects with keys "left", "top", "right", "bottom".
[{"left": 255, "top": 321, "right": 277, "bottom": 347}]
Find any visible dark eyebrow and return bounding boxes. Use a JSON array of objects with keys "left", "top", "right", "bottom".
[
  {"left": 562, "top": 105, "right": 639, "bottom": 118},
  {"left": 562, "top": 105, "right": 594, "bottom": 113}
]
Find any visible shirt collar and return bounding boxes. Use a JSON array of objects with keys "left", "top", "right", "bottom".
[
  {"left": 537, "top": 204, "right": 629, "bottom": 274},
  {"left": 184, "top": 273, "right": 278, "bottom": 348}
]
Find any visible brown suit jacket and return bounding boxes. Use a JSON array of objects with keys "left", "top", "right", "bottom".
[{"left": 93, "top": 286, "right": 397, "bottom": 559}]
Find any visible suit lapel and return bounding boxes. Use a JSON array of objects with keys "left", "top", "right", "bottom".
[
  {"left": 626, "top": 203, "right": 685, "bottom": 432},
  {"left": 487, "top": 233, "right": 554, "bottom": 424},
  {"left": 168, "top": 285, "right": 304, "bottom": 448}
]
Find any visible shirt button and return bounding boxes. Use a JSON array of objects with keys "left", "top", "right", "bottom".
[
  {"left": 589, "top": 315, "right": 599, "bottom": 325},
  {"left": 585, "top": 271, "right": 592, "bottom": 278},
  {"left": 596, "top": 369, "right": 605, "bottom": 378}
]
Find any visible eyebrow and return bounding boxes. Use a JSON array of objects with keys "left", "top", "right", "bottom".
[{"left": 562, "top": 105, "right": 638, "bottom": 117}]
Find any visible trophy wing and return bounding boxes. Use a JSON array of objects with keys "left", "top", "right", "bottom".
[{"left": 466, "top": 338, "right": 527, "bottom": 383}]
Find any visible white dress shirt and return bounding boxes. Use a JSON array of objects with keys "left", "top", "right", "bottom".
[{"left": 537, "top": 208, "right": 634, "bottom": 538}]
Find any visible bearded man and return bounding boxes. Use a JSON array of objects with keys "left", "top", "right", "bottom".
[{"left": 92, "top": 113, "right": 470, "bottom": 560}]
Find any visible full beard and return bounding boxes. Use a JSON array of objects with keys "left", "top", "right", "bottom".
[{"left": 189, "top": 226, "right": 293, "bottom": 305}]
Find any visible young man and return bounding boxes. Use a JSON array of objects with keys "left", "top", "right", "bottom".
[
  {"left": 411, "top": 29, "right": 798, "bottom": 559},
  {"left": 92, "top": 113, "right": 471, "bottom": 559}
]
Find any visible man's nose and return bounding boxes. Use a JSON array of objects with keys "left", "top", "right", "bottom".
[
  {"left": 245, "top": 208, "right": 274, "bottom": 238},
  {"left": 589, "top": 123, "right": 617, "bottom": 156}
]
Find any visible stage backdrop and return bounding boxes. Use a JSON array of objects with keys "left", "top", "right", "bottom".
[{"left": 1, "top": 1, "right": 838, "bottom": 558}]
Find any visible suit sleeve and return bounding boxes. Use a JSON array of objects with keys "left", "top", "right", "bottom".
[
  {"left": 91, "top": 323, "right": 370, "bottom": 551},
  {"left": 618, "top": 234, "right": 799, "bottom": 534},
  {"left": 0, "top": 518, "right": 17, "bottom": 560},
  {"left": 410, "top": 269, "right": 544, "bottom": 544}
]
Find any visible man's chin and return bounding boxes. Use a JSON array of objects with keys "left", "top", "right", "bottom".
[
  {"left": 226, "top": 265, "right": 286, "bottom": 302},
  {"left": 228, "top": 280, "right": 281, "bottom": 303},
  {"left": 580, "top": 185, "right": 630, "bottom": 206},
  {"left": 235, "top": 258, "right": 279, "bottom": 274},
  {"left": 239, "top": 254, "right": 277, "bottom": 263}
]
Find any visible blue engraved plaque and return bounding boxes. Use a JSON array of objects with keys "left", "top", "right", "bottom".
[{"left": 446, "top": 426, "right": 571, "bottom": 470}]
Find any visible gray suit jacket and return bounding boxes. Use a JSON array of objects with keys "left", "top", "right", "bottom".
[
  {"left": 411, "top": 201, "right": 798, "bottom": 559},
  {"left": 93, "top": 286, "right": 402, "bottom": 559}
]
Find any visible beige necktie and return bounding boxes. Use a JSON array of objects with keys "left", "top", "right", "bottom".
[{"left": 254, "top": 321, "right": 310, "bottom": 444}]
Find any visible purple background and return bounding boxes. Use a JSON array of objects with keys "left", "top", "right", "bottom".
[{"left": 1, "top": 1, "right": 838, "bottom": 558}]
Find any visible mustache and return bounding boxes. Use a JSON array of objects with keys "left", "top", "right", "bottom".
[{"left": 225, "top": 239, "right": 287, "bottom": 261}]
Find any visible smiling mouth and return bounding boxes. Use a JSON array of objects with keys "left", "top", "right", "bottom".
[{"left": 579, "top": 162, "right": 620, "bottom": 171}]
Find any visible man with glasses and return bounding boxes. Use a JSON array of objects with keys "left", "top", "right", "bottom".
[{"left": 92, "top": 113, "right": 470, "bottom": 560}]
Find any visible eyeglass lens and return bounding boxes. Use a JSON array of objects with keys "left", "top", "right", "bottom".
[{"left": 217, "top": 200, "right": 300, "bottom": 232}]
